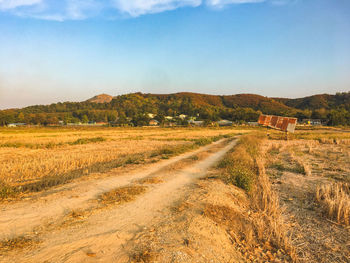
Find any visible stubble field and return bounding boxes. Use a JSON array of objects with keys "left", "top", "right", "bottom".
[{"left": 0, "top": 126, "right": 349, "bottom": 263}]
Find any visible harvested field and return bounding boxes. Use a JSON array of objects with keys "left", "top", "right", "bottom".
[
  {"left": 0, "top": 127, "right": 349, "bottom": 263},
  {"left": 0, "top": 127, "right": 245, "bottom": 198},
  {"left": 266, "top": 132, "right": 350, "bottom": 263}
]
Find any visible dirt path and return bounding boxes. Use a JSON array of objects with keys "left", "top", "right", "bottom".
[
  {"left": 0, "top": 139, "right": 226, "bottom": 240},
  {"left": 0, "top": 139, "right": 237, "bottom": 262}
]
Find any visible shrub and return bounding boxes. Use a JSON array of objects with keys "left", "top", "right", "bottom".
[
  {"left": 194, "top": 138, "right": 213, "bottom": 146},
  {"left": 0, "top": 181, "right": 16, "bottom": 199},
  {"left": 227, "top": 166, "right": 254, "bottom": 192}
]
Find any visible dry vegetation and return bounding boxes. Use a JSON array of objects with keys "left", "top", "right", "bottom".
[
  {"left": 1, "top": 127, "right": 349, "bottom": 262},
  {"left": 316, "top": 182, "right": 350, "bottom": 226},
  {"left": 217, "top": 134, "right": 297, "bottom": 261},
  {"left": 0, "top": 236, "right": 40, "bottom": 253},
  {"left": 265, "top": 129, "right": 350, "bottom": 262},
  {"left": 0, "top": 127, "right": 245, "bottom": 199},
  {"left": 124, "top": 134, "right": 296, "bottom": 263},
  {"left": 99, "top": 185, "right": 148, "bottom": 206}
]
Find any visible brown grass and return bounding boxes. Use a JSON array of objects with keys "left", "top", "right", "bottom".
[
  {"left": 315, "top": 182, "right": 350, "bottom": 226},
  {"left": 99, "top": 185, "right": 147, "bottom": 205},
  {"left": 0, "top": 127, "right": 243, "bottom": 199},
  {"left": 218, "top": 134, "right": 297, "bottom": 262},
  {"left": 137, "top": 177, "right": 163, "bottom": 184},
  {"left": 130, "top": 247, "right": 157, "bottom": 263},
  {"left": 204, "top": 204, "right": 255, "bottom": 245},
  {"left": 0, "top": 236, "right": 40, "bottom": 252},
  {"left": 252, "top": 162, "right": 297, "bottom": 261}
]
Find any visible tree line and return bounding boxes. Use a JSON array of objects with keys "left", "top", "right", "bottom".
[{"left": 1, "top": 92, "right": 350, "bottom": 126}]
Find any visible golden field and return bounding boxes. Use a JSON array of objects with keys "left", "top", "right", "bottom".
[{"left": 0, "top": 127, "right": 247, "bottom": 187}]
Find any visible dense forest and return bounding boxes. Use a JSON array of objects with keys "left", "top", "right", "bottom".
[{"left": 1, "top": 92, "right": 350, "bottom": 126}]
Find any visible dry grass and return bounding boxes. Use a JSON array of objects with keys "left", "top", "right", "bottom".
[
  {"left": 0, "top": 127, "right": 244, "bottom": 199},
  {"left": 315, "top": 182, "right": 350, "bottom": 226},
  {"left": 218, "top": 134, "right": 297, "bottom": 262},
  {"left": 204, "top": 204, "right": 254, "bottom": 245},
  {"left": 251, "top": 163, "right": 297, "bottom": 261},
  {"left": 130, "top": 247, "right": 157, "bottom": 263},
  {"left": 0, "top": 236, "right": 40, "bottom": 252},
  {"left": 268, "top": 128, "right": 350, "bottom": 144},
  {"left": 137, "top": 177, "right": 163, "bottom": 184},
  {"left": 99, "top": 185, "right": 147, "bottom": 205},
  {"left": 266, "top": 139, "right": 350, "bottom": 182}
]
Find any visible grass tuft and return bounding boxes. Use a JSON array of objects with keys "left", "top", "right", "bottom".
[
  {"left": 99, "top": 185, "right": 147, "bottom": 205},
  {"left": 0, "top": 236, "right": 40, "bottom": 252},
  {"left": 315, "top": 182, "right": 350, "bottom": 226}
]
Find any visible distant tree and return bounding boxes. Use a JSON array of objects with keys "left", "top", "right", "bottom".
[{"left": 81, "top": 115, "right": 89, "bottom": 123}]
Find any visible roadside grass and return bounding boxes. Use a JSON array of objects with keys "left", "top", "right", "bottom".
[
  {"left": 315, "top": 182, "right": 350, "bottom": 226},
  {"left": 0, "top": 181, "right": 16, "bottom": 199},
  {"left": 217, "top": 134, "right": 262, "bottom": 192},
  {"left": 99, "top": 185, "right": 147, "bottom": 206},
  {"left": 217, "top": 133, "right": 297, "bottom": 262}
]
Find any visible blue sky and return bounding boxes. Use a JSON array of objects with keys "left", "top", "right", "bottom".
[{"left": 0, "top": 0, "right": 349, "bottom": 109}]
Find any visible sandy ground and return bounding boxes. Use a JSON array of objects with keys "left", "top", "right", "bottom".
[{"left": 0, "top": 139, "right": 237, "bottom": 262}]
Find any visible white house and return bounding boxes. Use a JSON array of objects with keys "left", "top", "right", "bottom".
[{"left": 7, "top": 123, "right": 26, "bottom": 127}]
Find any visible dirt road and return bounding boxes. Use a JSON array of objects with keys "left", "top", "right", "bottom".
[{"left": 0, "top": 138, "right": 237, "bottom": 262}]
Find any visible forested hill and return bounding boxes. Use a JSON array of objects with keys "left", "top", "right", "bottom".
[{"left": 1, "top": 92, "right": 350, "bottom": 126}]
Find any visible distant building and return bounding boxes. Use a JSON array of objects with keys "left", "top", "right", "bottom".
[
  {"left": 217, "top": 120, "right": 233, "bottom": 126},
  {"left": 188, "top": 120, "right": 204, "bottom": 126},
  {"left": 302, "top": 119, "right": 322, "bottom": 126},
  {"left": 248, "top": 122, "right": 258, "bottom": 126},
  {"left": 7, "top": 123, "right": 26, "bottom": 127},
  {"left": 165, "top": 116, "right": 173, "bottom": 120},
  {"left": 147, "top": 113, "right": 156, "bottom": 119},
  {"left": 149, "top": 119, "right": 159, "bottom": 126},
  {"left": 179, "top": 114, "right": 187, "bottom": 120}
]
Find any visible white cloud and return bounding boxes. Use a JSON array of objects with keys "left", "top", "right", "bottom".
[
  {"left": 0, "top": 0, "right": 282, "bottom": 21},
  {"left": 2, "top": 0, "right": 105, "bottom": 21},
  {"left": 113, "top": 0, "right": 201, "bottom": 17},
  {"left": 207, "top": 0, "right": 265, "bottom": 8},
  {"left": 0, "top": 0, "right": 42, "bottom": 10}
]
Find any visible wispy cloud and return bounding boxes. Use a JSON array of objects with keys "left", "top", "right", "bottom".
[
  {"left": 0, "top": 0, "right": 42, "bottom": 10},
  {"left": 113, "top": 0, "right": 202, "bottom": 17},
  {"left": 207, "top": 0, "right": 265, "bottom": 8},
  {"left": 0, "top": 0, "right": 283, "bottom": 21}
]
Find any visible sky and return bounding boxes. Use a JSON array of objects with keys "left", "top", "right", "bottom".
[{"left": 0, "top": 0, "right": 349, "bottom": 109}]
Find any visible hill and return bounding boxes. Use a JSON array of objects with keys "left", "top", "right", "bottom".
[
  {"left": 86, "top": 94, "right": 113, "bottom": 103},
  {"left": 0, "top": 91, "right": 349, "bottom": 126},
  {"left": 274, "top": 92, "right": 350, "bottom": 110}
]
